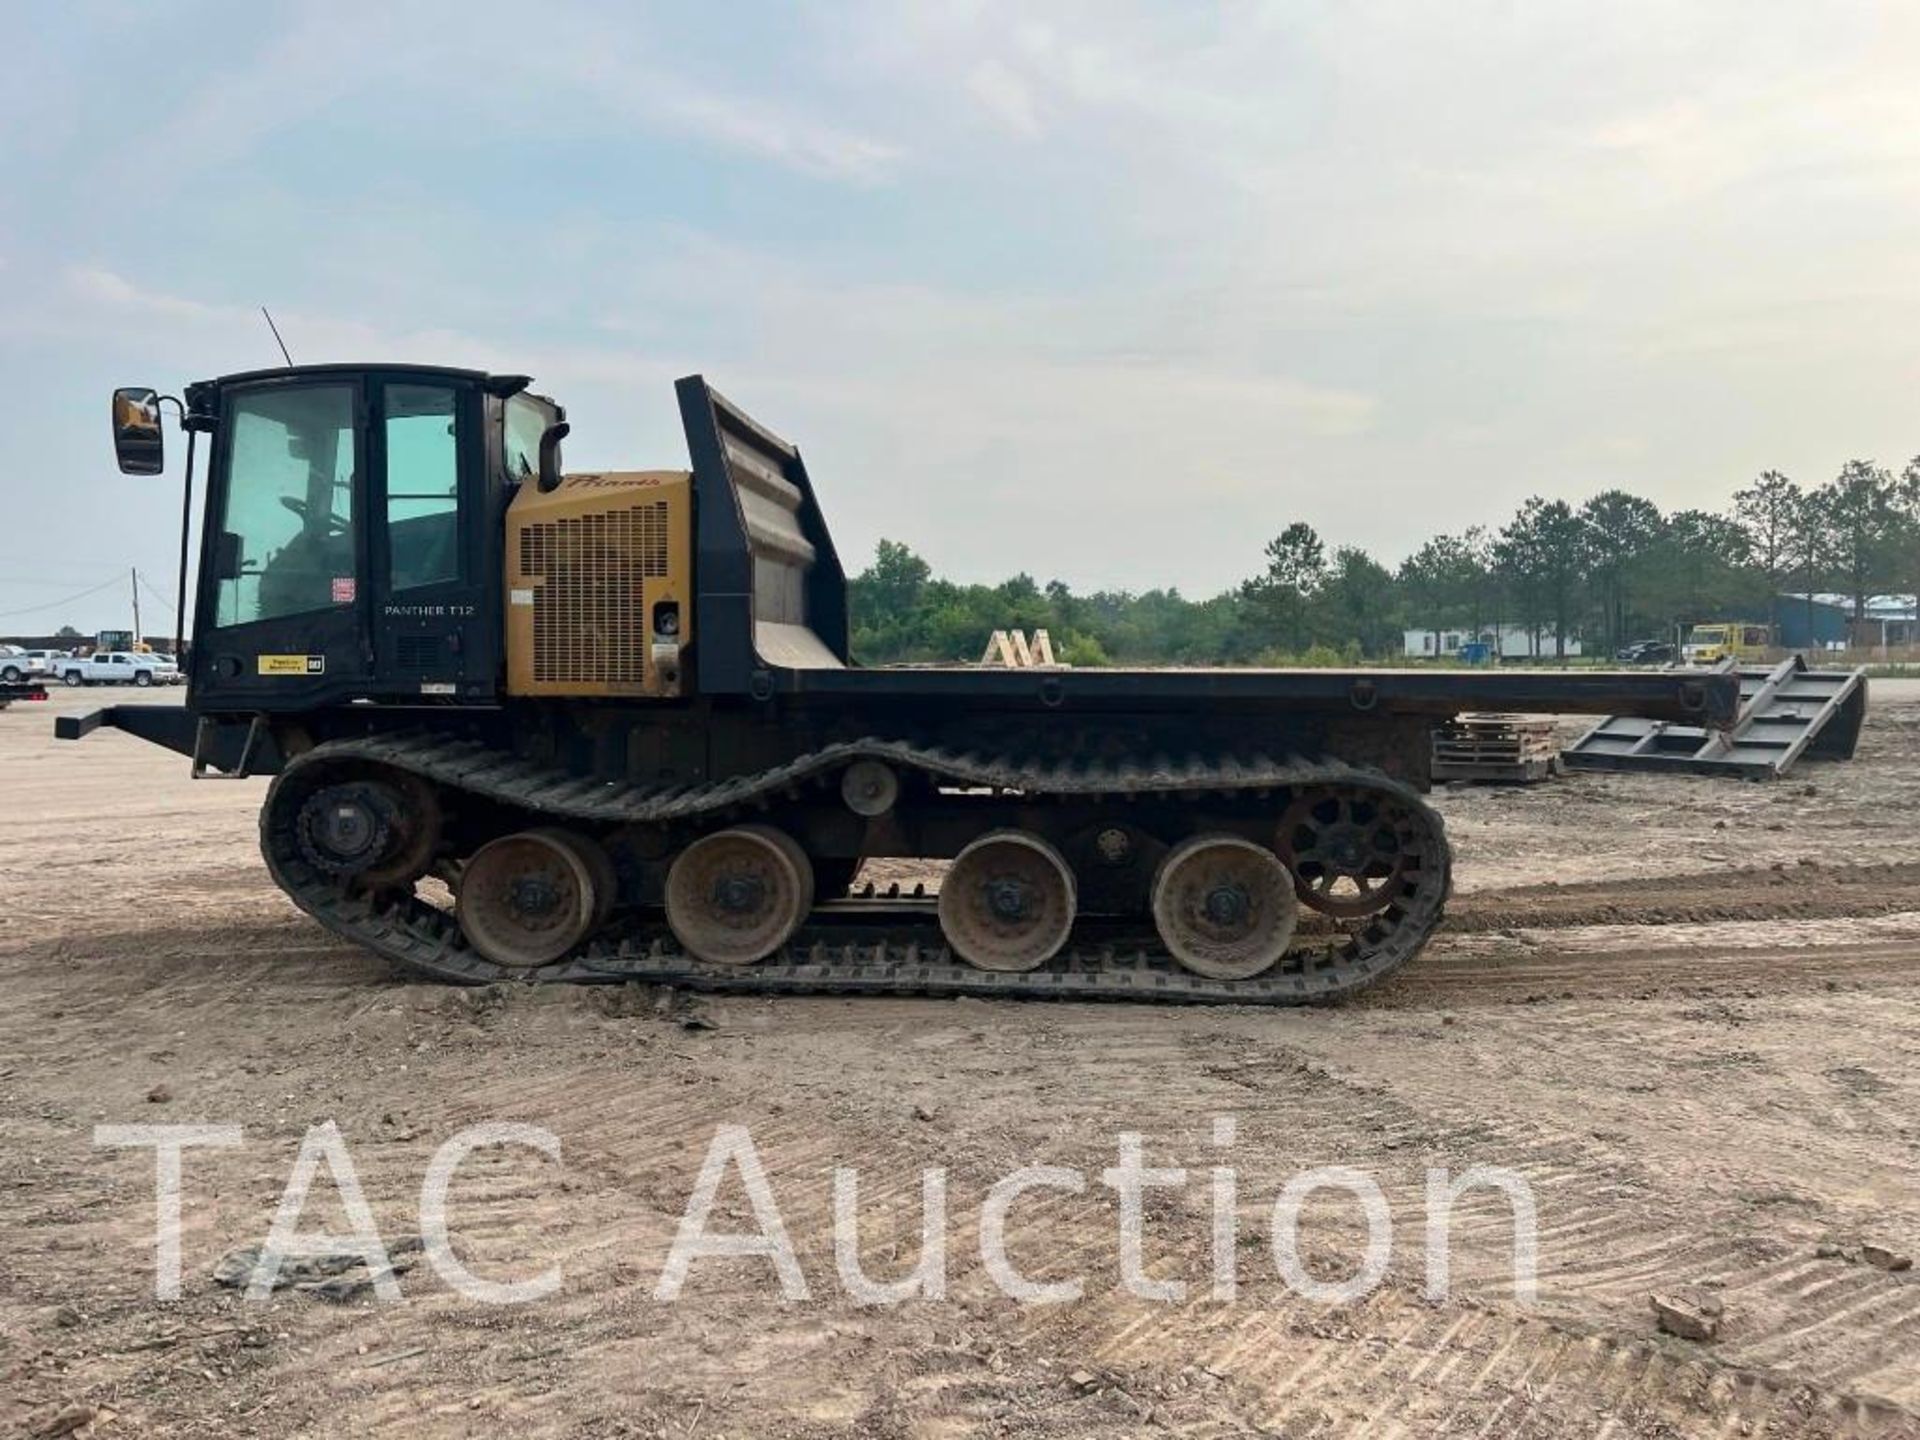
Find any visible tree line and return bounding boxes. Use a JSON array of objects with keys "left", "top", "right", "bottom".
[{"left": 848, "top": 459, "right": 1920, "bottom": 666}]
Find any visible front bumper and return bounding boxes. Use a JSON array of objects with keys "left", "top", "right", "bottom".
[{"left": 56, "top": 705, "right": 284, "bottom": 775}]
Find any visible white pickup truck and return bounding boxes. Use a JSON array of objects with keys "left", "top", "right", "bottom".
[
  {"left": 53, "top": 651, "right": 182, "bottom": 687},
  {"left": 0, "top": 648, "right": 66, "bottom": 682}
]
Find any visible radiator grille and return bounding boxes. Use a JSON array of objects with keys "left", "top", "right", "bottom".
[
  {"left": 518, "top": 503, "right": 669, "bottom": 686},
  {"left": 395, "top": 635, "right": 441, "bottom": 670}
]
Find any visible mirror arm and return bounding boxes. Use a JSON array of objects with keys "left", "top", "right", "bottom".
[
  {"left": 173, "top": 426, "right": 198, "bottom": 666},
  {"left": 149, "top": 395, "right": 194, "bottom": 666}
]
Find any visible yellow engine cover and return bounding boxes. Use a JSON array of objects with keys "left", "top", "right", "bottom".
[{"left": 505, "top": 471, "right": 692, "bottom": 697}]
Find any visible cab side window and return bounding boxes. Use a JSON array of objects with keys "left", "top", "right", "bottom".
[{"left": 385, "top": 385, "right": 461, "bottom": 591}]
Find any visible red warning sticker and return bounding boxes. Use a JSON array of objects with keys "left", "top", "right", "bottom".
[{"left": 331, "top": 576, "right": 356, "bottom": 604}]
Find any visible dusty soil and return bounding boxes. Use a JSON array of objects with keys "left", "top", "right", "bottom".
[{"left": 2, "top": 684, "right": 1917, "bottom": 1439}]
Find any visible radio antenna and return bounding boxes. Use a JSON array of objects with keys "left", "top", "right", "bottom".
[{"left": 261, "top": 306, "right": 295, "bottom": 366}]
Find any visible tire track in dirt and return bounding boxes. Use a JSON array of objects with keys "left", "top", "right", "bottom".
[
  {"left": 1381, "top": 932, "right": 1920, "bottom": 1007},
  {"left": 1228, "top": 1022, "right": 1912, "bottom": 1406},
  {"left": 9, "top": 950, "right": 1919, "bottom": 1438},
  {"left": 10, "top": 679, "right": 1920, "bottom": 1439},
  {"left": 1444, "top": 862, "right": 1920, "bottom": 932},
  {"left": 768, "top": 1009, "right": 1920, "bottom": 1436},
  {"left": 887, "top": 997, "right": 1906, "bottom": 1426},
  {"left": 1186, "top": 1011, "right": 1920, "bottom": 1416},
  {"left": 1007, "top": 1277, "right": 1918, "bottom": 1438}
]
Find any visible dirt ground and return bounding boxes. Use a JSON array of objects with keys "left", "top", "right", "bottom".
[{"left": 2, "top": 683, "right": 1917, "bottom": 1439}]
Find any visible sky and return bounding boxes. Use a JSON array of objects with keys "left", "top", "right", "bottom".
[{"left": 4, "top": 0, "right": 1920, "bottom": 635}]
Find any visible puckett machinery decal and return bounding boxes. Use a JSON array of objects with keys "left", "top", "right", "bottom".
[{"left": 257, "top": 655, "right": 326, "bottom": 676}]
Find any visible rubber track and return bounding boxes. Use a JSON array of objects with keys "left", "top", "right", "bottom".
[{"left": 260, "top": 733, "right": 1452, "bottom": 1003}]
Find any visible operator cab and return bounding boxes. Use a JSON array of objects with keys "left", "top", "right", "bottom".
[{"left": 112, "top": 364, "right": 562, "bottom": 710}]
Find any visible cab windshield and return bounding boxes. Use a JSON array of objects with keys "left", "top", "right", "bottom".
[{"left": 1684, "top": 626, "right": 1728, "bottom": 645}]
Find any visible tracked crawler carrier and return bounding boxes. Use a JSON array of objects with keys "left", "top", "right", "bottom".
[{"left": 70, "top": 367, "right": 1737, "bottom": 1002}]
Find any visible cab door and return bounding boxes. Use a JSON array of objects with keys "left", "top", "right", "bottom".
[
  {"left": 190, "top": 377, "right": 373, "bottom": 709},
  {"left": 368, "top": 376, "right": 497, "bottom": 701}
]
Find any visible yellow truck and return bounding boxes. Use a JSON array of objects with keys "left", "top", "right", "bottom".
[{"left": 1681, "top": 622, "right": 1773, "bottom": 665}]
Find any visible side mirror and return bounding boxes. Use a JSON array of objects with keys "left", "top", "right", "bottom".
[
  {"left": 213, "top": 530, "right": 244, "bottom": 581},
  {"left": 112, "top": 387, "right": 165, "bottom": 475},
  {"left": 537, "top": 421, "right": 570, "bottom": 493}
]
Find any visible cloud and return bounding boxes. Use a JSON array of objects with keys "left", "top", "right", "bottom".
[
  {"left": 13, "top": 0, "right": 1920, "bottom": 619},
  {"left": 119, "top": 5, "right": 904, "bottom": 191},
  {"left": 67, "top": 266, "right": 222, "bottom": 322},
  {"left": 115, "top": 8, "right": 381, "bottom": 193},
  {"left": 633, "top": 72, "right": 904, "bottom": 183},
  {"left": 56, "top": 264, "right": 678, "bottom": 398},
  {"left": 42, "top": 237, "right": 1381, "bottom": 596},
  {"left": 966, "top": 61, "right": 1041, "bottom": 139},
  {"left": 466, "top": 7, "right": 906, "bottom": 185}
]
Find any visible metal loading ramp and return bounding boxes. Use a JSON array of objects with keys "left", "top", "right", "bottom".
[{"left": 1560, "top": 656, "right": 1868, "bottom": 780}]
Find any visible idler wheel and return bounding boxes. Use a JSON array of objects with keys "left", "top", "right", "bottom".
[
  {"left": 1151, "top": 834, "right": 1297, "bottom": 979},
  {"left": 360, "top": 771, "right": 442, "bottom": 891},
  {"left": 665, "top": 825, "right": 814, "bottom": 964},
  {"left": 456, "top": 828, "right": 603, "bottom": 969},
  {"left": 937, "top": 830, "right": 1076, "bottom": 973},
  {"left": 295, "top": 781, "right": 400, "bottom": 878}
]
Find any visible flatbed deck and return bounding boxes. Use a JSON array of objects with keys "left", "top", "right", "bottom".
[{"left": 775, "top": 663, "right": 1734, "bottom": 725}]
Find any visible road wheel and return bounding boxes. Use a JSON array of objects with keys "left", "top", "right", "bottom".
[
  {"left": 62, "top": 671, "right": 83, "bottom": 687},
  {"left": 665, "top": 825, "right": 813, "bottom": 964},
  {"left": 1151, "top": 834, "right": 1297, "bottom": 979},
  {"left": 134, "top": 670, "right": 152, "bottom": 687},
  {"left": 545, "top": 829, "right": 619, "bottom": 928},
  {"left": 456, "top": 829, "right": 604, "bottom": 969},
  {"left": 1, "top": 666, "right": 20, "bottom": 682},
  {"left": 938, "top": 830, "right": 1076, "bottom": 972}
]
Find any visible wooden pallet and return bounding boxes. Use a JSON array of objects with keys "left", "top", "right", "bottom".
[
  {"left": 979, "top": 629, "right": 1063, "bottom": 668},
  {"left": 1432, "top": 713, "right": 1558, "bottom": 783}
]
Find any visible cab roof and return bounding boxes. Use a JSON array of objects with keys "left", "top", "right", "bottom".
[{"left": 196, "top": 362, "right": 529, "bottom": 392}]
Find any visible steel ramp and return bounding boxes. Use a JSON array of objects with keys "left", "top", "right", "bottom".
[{"left": 1560, "top": 656, "right": 1867, "bottom": 779}]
